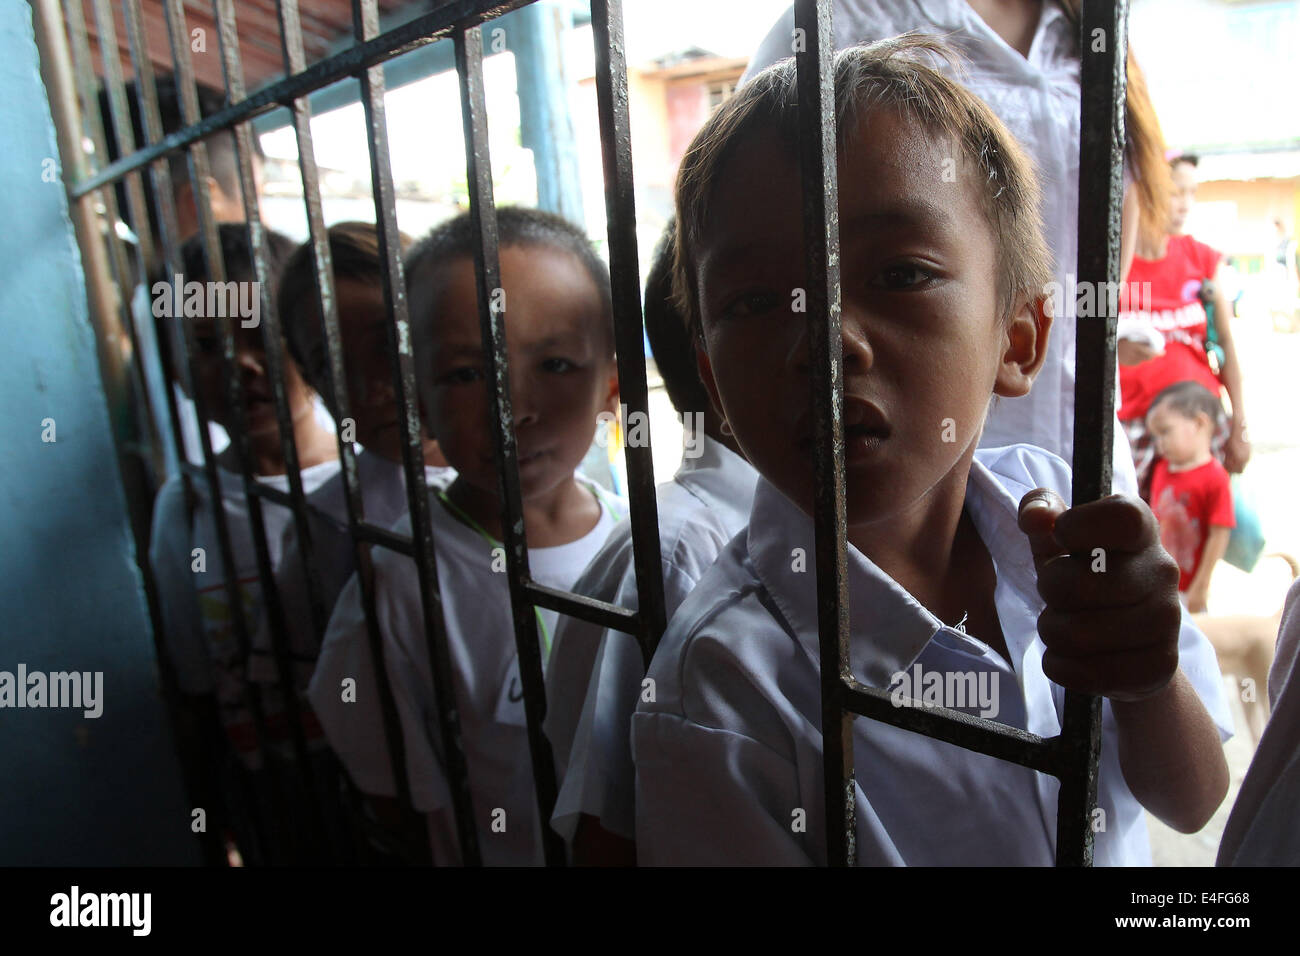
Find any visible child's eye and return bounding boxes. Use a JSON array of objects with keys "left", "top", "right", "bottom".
[
  {"left": 542, "top": 357, "right": 576, "bottom": 374},
  {"left": 442, "top": 366, "right": 484, "bottom": 386},
  {"left": 872, "top": 263, "right": 934, "bottom": 290},
  {"left": 719, "top": 290, "right": 780, "bottom": 320}
]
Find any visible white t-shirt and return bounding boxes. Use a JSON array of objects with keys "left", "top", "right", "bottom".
[
  {"left": 544, "top": 436, "right": 758, "bottom": 842},
  {"left": 248, "top": 450, "right": 455, "bottom": 688},
  {"left": 308, "top": 474, "right": 627, "bottom": 865},
  {"left": 1217, "top": 577, "right": 1300, "bottom": 865},
  {"left": 632, "top": 445, "right": 1232, "bottom": 865},
  {"left": 743, "top": 0, "right": 1138, "bottom": 493},
  {"left": 148, "top": 459, "right": 340, "bottom": 767}
]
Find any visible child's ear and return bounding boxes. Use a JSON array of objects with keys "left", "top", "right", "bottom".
[{"left": 993, "top": 294, "right": 1052, "bottom": 399}]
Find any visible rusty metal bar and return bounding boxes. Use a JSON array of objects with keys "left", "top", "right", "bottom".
[
  {"left": 1055, "top": 0, "right": 1126, "bottom": 867},
  {"left": 272, "top": 0, "right": 444, "bottom": 859},
  {"left": 589, "top": 0, "right": 667, "bottom": 669},
  {"left": 160, "top": 0, "right": 321, "bottom": 856},
  {"left": 792, "top": 0, "right": 855, "bottom": 868},
  {"left": 523, "top": 581, "right": 642, "bottom": 636},
  {"left": 454, "top": 20, "right": 563, "bottom": 867},
  {"left": 348, "top": 0, "right": 480, "bottom": 861},
  {"left": 209, "top": 0, "right": 351, "bottom": 861}
]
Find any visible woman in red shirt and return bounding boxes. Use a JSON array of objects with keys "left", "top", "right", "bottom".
[{"left": 1117, "top": 154, "right": 1251, "bottom": 497}]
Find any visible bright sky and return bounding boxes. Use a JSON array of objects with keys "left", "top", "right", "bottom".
[{"left": 261, "top": 0, "right": 792, "bottom": 180}]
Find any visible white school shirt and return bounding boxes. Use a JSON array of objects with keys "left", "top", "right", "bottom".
[
  {"left": 632, "top": 445, "right": 1232, "bottom": 865},
  {"left": 248, "top": 450, "right": 455, "bottom": 688},
  {"left": 1217, "top": 577, "right": 1300, "bottom": 866},
  {"left": 149, "top": 460, "right": 340, "bottom": 765},
  {"left": 544, "top": 436, "right": 758, "bottom": 842},
  {"left": 308, "top": 474, "right": 627, "bottom": 866},
  {"left": 744, "top": 0, "right": 1138, "bottom": 494}
]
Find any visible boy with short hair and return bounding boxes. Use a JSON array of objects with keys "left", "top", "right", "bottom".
[
  {"left": 633, "top": 38, "right": 1232, "bottom": 865},
  {"left": 250, "top": 222, "right": 453, "bottom": 691},
  {"left": 309, "top": 207, "right": 626, "bottom": 865},
  {"left": 543, "top": 220, "right": 758, "bottom": 865},
  {"left": 1145, "top": 381, "right": 1235, "bottom": 614}
]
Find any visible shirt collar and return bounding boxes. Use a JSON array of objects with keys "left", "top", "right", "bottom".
[
  {"left": 746, "top": 450, "right": 1043, "bottom": 689},
  {"left": 674, "top": 435, "right": 759, "bottom": 536}
]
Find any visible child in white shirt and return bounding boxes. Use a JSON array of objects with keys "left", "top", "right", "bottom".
[
  {"left": 633, "top": 38, "right": 1232, "bottom": 865},
  {"left": 148, "top": 223, "right": 340, "bottom": 863},
  {"left": 544, "top": 221, "right": 758, "bottom": 864},
  {"left": 249, "top": 223, "right": 454, "bottom": 693},
  {"left": 309, "top": 207, "right": 625, "bottom": 865}
]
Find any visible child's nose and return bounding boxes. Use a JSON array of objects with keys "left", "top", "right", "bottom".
[{"left": 838, "top": 311, "right": 875, "bottom": 373}]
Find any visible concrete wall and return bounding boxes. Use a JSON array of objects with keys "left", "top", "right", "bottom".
[{"left": 0, "top": 0, "right": 196, "bottom": 865}]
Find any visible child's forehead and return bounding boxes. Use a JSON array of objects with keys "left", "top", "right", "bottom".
[
  {"left": 698, "top": 111, "right": 978, "bottom": 262},
  {"left": 428, "top": 248, "right": 608, "bottom": 352}
]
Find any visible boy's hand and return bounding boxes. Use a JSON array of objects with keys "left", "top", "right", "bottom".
[{"left": 1017, "top": 489, "right": 1182, "bottom": 703}]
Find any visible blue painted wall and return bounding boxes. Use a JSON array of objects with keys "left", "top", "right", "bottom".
[{"left": 0, "top": 1, "right": 197, "bottom": 865}]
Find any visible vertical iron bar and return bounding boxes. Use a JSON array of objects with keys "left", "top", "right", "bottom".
[
  {"left": 347, "top": 0, "right": 461, "bottom": 857},
  {"left": 120, "top": 0, "right": 192, "bottom": 477},
  {"left": 274, "top": 0, "right": 481, "bottom": 865},
  {"left": 1058, "top": 0, "right": 1126, "bottom": 867},
  {"left": 793, "top": 0, "right": 854, "bottom": 868},
  {"left": 210, "top": 0, "right": 340, "bottom": 859},
  {"left": 454, "top": 21, "right": 564, "bottom": 867},
  {"left": 160, "top": 0, "right": 307, "bottom": 855},
  {"left": 90, "top": 0, "right": 155, "bottom": 274},
  {"left": 589, "top": 0, "right": 667, "bottom": 668}
]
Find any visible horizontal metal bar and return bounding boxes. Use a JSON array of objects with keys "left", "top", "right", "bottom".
[
  {"left": 838, "top": 679, "right": 1059, "bottom": 775},
  {"left": 350, "top": 521, "right": 416, "bottom": 557},
  {"left": 69, "top": 0, "right": 535, "bottom": 198},
  {"left": 521, "top": 581, "right": 640, "bottom": 635}
]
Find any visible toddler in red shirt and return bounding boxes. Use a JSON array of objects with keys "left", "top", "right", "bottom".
[{"left": 1146, "top": 381, "right": 1235, "bottom": 612}]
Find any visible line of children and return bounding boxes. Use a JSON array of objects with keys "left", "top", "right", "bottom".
[
  {"left": 630, "top": 38, "right": 1232, "bottom": 865},
  {"left": 1145, "top": 381, "right": 1235, "bottom": 614},
  {"left": 308, "top": 207, "right": 627, "bottom": 865},
  {"left": 542, "top": 220, "right": 759, "bottom": 865},
  {"left": 148, "top": 222, "right": 340, "bottom": 864},
  {"left": 249, "top": 222, "right": 454, "bottom": 694}
]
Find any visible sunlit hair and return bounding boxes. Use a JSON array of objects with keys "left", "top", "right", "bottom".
[
  {"left": 672, "top": 35, "right": 1053, "bottom": 339},
  {"left": 277, "top": 221, "right": 412, "bottom": 416}
]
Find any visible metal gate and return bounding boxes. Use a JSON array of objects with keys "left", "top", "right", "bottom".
[{"left": 33, "top": 0, "right": 1124, "bottom": 866}]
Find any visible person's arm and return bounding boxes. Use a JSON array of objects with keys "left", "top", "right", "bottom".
[
  {"left": 1184, "top": 525, "right": 1231, "bottom": 614},
  {"left": 1110, "top": 670, "right": 1229, "bottom": 831},
  {"left": 1019, "top": 490, "right": 1230, "bottom": 833},
  {"left": 1210, "top": 265, "right": 1251, "bottom": 473}
]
